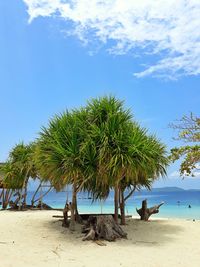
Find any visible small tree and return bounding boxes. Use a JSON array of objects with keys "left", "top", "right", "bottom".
[
  {"left": 1, "top": 143, "right": 38, "bottom": 210},
  {"left": 35, "top": 110, "right": 88, "bottom": 230},
  {"left": 83, "top": 97, "right": 168, "bottom": 224},
  {"left": 0, "top": 162, "right": 17, "bottom": 209},
  {"left": 117, "top": 129, "right": 168, "bottom": 225},
  {"left": 85, "top": 96, "right": 134, "bottom": 223},
  {"left": 34, "top": 96, "right": 169, "bottom": 229},
  {"left": 170, "top": 113, "right": 200, "bottom": 176}
]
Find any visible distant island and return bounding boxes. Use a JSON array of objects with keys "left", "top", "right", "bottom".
[
  {"left": 148, "top": 187, "right": 200, "bottom": 192},
  {"left": 151, "top": 187, "right": 185, "bottom": 192}
]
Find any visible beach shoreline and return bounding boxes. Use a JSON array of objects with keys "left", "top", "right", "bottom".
[{"left": 0, "top": 210, "right": 200, "bottom": 267}]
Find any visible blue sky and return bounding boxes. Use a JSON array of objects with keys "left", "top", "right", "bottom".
[{"left": 0, "top": 0, "right": 200, "bottom": 189}]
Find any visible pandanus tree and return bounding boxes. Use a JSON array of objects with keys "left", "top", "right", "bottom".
[
  {"left": 1, "top": 143, "right": 37, "bottom": 209},
  {"left": 85, "top": 96, "right": 134, "bottom": 223},
  {"left": 9, "top": 143, "right": 37, "bottom": 207},
  {"left": 0, "top": 162, "right": 22, "bottom": 209},
  {"left": 85, "top": 97, "right": 168, "bottom": 224},
  {"left": 34, "top": 109, "right": 89, "bottom": 230},
  {"left": 34, "top": 96, "right": 134, "bottom": 227},
  {"left": 118, "top": 130, "right": 169, "bottom": 224},
  {"left": 34, "top": 95, "right": 168, "bottom": 229}
]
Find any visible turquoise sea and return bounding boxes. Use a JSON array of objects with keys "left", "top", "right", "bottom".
[{"left": 26, "top": 189, "right": 200, "bottom": 220}]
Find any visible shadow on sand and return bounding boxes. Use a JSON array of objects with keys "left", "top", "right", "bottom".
[
  {"left": 42, "top": 214, "right": 184, "bottom": 247},
  {"left": 121, "top": 218, "right": 184, "bottom": 247}
]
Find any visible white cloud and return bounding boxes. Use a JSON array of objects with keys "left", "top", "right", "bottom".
[
  {"left": 195, "top": 163, "right": 200, "bottom": 170},
  {"left": 170, "top": 171, "right": 181, "bottom": 178},
  {"left": 193, "top": 171, "right": 200, "bottom": 177},
  {"left": 23, "top": 0, "right": 200, "bottom": 79},
  {"left": 170, "top": 170, "right": 200, "bottom": 178}
]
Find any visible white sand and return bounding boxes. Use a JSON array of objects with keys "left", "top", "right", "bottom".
[{"left": 0, "top": 210, "right": 200, "bottom": 267}]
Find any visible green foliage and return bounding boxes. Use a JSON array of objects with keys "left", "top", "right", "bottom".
[
  {"left": 34, "top": 96, "right": 169, "bottom": 200},
  {"left": 170, "top": 113, "right": 200, "bottom": 142},
  {"left": 0, "top": 161, "right": 24, "bottom": 189},
  {"left": 170, "top": 145, "right": 200, "bottom": 176},
  {"left": 34, "top": 109, "right": 88, "bottom": 191},
  {"left": 170, "top": 113, "right": 200, "bottom": 176},
  {"left": 0, "top": 143, "right": 37, "bottom": 189}
]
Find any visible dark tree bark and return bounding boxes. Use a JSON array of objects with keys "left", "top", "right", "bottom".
[
  {"left": 0, "top": 189, "right": 3, "bottom": 203},
  {"left": 124, "top": 186, "right": 136, "bottom": 202},
  {"left": 18, "top": 189, "right": 23, "bottom": 211},
  {"left": 1, "top": 189, "right": 5, "bottom": 209},
  {"left": 114, "top": 185, "right": 119, "bottom": 223},
  {"left": 119, "top": 189, "right": 126, "bottom": 225},
  {"left": 23, "top": 178, "right": 29, "bottom": 207},
  {"left": 1, "top": 189, "right": 13, "bottom": 209},
  {"left": 69, "top": 185, "right": 76, "bottom": 231},
  {"left": 74, "top": 193, "right": 82, "bottom": 223},
  {"left": 118, "top": 182, "right": 136, "bottom": 225},
  {"left": 62, "top": 202, "right": 70, "bottom": 228},
  {"left": 136, "top": 199, "right": 164, "bottom": 221},
  {"left": 82, "top": 215, "right": 127, "bottom": 242},
  {"left": 63, "top": 185, "right": 82, "bottom": 229},
  {"left": 32, "top": 186, "right": 52, "bottom": 208}
]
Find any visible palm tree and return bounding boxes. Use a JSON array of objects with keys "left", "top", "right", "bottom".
[
  {"left": 35, "top": 109, "right": 89, "bottom": 230},
  {"left": 34, "top": 96, "right": 132, "bottom": 226},
  {"left": 1, "top": 143, "right": 37, "bottom": 210},
  {"left": 34, "top": 95, "right": 169, "bottom": 228},
  {"left": 85, "top": 96, "right": 135, "bottom": 222},
  {"left": 118, "top": 128, "right": 169, "bottom": 224},
  {"left": 0, "top": 161, "right": 24, "bottom": 209},
  {"left": 9, "top": 143, "right": 37, "bottom": 209},
  {"left": 85, "top": 97, "right": 168, "bottom": 224}
]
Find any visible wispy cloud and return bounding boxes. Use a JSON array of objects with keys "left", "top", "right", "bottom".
[
  {"left": 23, "top": 0, "right": 200, "bottom": 79},
  {"left": 170, "top": 170, "right": 200, "bottom": 178},
  {"left": 170, "top": 171, "right": 182, "bottom": 178}
]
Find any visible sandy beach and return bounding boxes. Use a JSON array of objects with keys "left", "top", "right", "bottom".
[{"left": 0, "top": 210, "right": 199, "bottom": 267}]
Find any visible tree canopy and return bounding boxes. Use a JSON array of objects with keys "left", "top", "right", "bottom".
[
  {"left": 1, "top": 96, "right": 169, "bottom": 227},
  {"left": 1, "top": 143, "right": 37, "bottom": 189},
  {"left": 34, "top": 96, "right": 169, "bottom": 226},
  {"left": 170, "top": 113, "right": 200, "bottom": 176}
]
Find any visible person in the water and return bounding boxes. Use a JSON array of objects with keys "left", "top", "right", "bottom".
[{"left": 188, "top": 205, "right": 191, "bottom": 208}]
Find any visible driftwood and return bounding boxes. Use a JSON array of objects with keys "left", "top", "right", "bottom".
[
  {"left": 62, "top": 201, "right": 83, "bottom": 228},
  {"left": 82, "top": 215, "right": 127, "bottom": 242},
  {"left": 9, "top": 200, "right": 18, "bottom": 209},
  {"left": 136, "top": 199, "right": 164, "bottom": 221},
  {"left": 62, "top": 202, "right": 71, "bottom": 227},
  {"left": 8, "top": 200, "right": 53, "bottom": 211},
  {"left": 36, "top": 201, "right": 53, "bottom": 210}
]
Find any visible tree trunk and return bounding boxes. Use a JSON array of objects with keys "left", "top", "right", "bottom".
[
  {"left": 18, "top": 189, "right": 23, "bottom": 211},
  {"left": 0, "top": 189, "right": 3, "bottom": 203},
  {"left": 62, "top": 201, "right": 70, "bottom": 227},
  {"left": 119, "top": 189, "right": 126, "bottom": 225},
  {"left": 31, "top": 182, "right": 42, "bottom": 207},
  {"left": 136, "top": 199, "right": 164, "bottom": 221},
  {"left": 69, "top": 185, "right": 76, "bottom": 231},
  {"left": 2, "top": 188, "right": 5, "bottom": 209},
  {"left": 114, "top": 185, "right": 119, "bottom": 223},
  {"left": 74, "top": 193, "right": 82, "bottom": 223},
  {"left": 11, "top": 191, "right": 21, "bottom": 209},
  {"left": 23, "top": 178, "right": 29, "bottom": 207},
  {"left": 2, "top": 189, "right": 12, "bottom": 209},
  {"left": 7, "top": 189, "right": 13, "bottom": 207},
  {"left": 1, "top": 189, "right": 4, "bottom": 209},
  {"left": 124, "top": 185, "right": 136, "bottom": 202},
  {"left": 32, "top": 186, "right": 52, "bottom": 207},
  {"left": 82, "top": 215, "right": 127, "bottom": 242}
]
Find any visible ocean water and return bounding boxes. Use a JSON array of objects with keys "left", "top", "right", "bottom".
[{"left": 25, "top": 189, "right": 200, "bottom": 220}]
